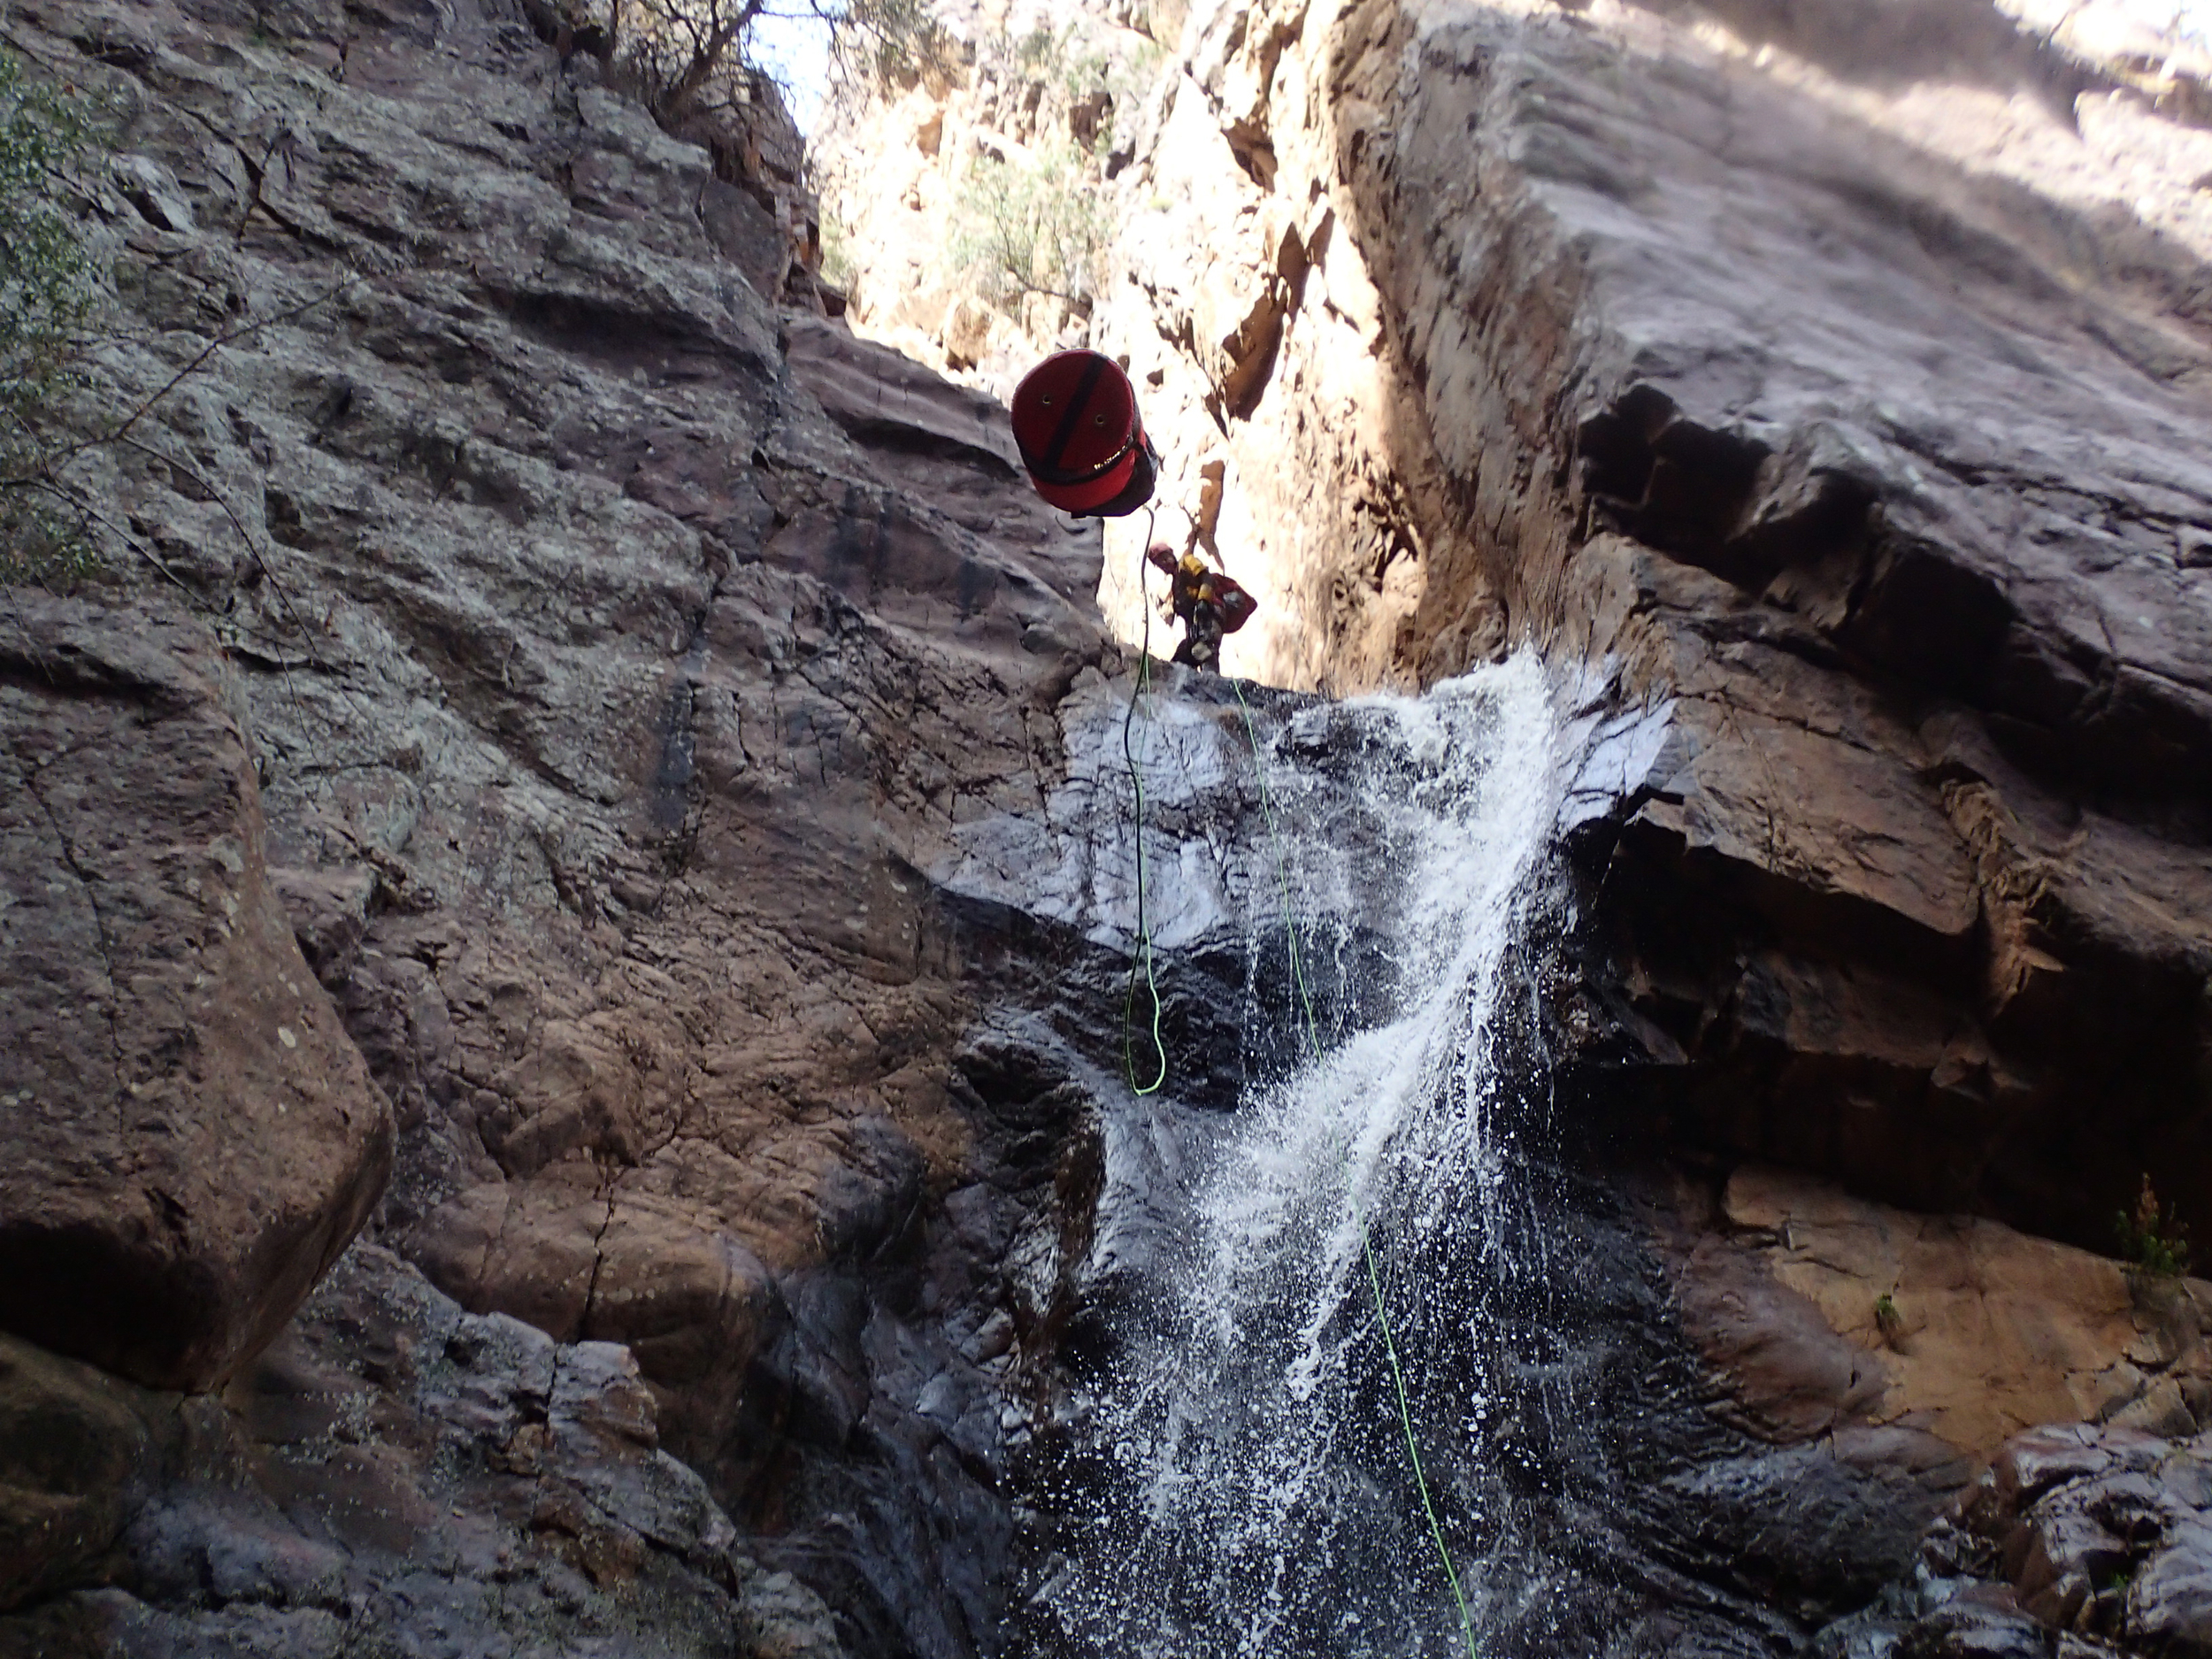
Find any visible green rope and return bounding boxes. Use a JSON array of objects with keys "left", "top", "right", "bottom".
[
  {"left": 1233, "top": 677, "right": 1481, "bottom": 1659},
  {"left": 1121, "top": 553, "right": 1168, "bottom": 1096}
]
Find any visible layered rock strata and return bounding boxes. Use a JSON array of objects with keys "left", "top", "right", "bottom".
[
  {"left": 0, "top": 0, "right": 1106, "bottom": 1647},
  {"left": 824, "top": 0, "right": 2212, "bottom": 1255},
  {"left": 826, "top": 0, "right": 2212, "bottom": 1645},
  {"left": 1663, "top": 1165, "right": 2212, "bottom": 1458},
  {"left": 7, "top": 0, "right": 2212, "bottom": 1652}
]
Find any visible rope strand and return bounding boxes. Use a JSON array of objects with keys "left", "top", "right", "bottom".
[{"left": 1121, "top": 522, "right": 1168, "bottom": 1095}]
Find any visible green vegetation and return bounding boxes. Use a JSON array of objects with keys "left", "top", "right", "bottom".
[
  {"left": 0, "top": 38, "right": 344, "bottom": 606},
  {"left": 2116, "top": 1172, "right": 2193, "bottom": 1278},
  {"left": 599, "top": 0, "right": 950, "bottom": 127},
  {"left": 818, "top": 201, "right": 854, "bottom": 291},
  {"left": 1872, "top": 1291, "right": 1901, "bottom": 1344},
  {"left": 1013, "top": 21, "right": 1059, "bottom": 78},
  {"left": 0, "top": 41, "right": 105, "bottom": 587},
  {"left": 949, "top": 134, "right": 1110, "bottom": 309},
  {"left": 838, "top": 0, "right": 952, "bottom": 86},
  {"left": 939, "top": 19, "right": 1158, "bottom": 318},
  {"left": 0, "top": 45, "right": 96, "bottom": 419}
]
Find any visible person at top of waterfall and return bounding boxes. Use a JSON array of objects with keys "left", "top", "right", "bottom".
[{"left": 1148, "top": 543, "right": 1256, "bottom": 671}]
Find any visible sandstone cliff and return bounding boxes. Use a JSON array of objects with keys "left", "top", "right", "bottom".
[
  {"left": 826, "top": 0, "right": 2212, "bottom": 1312},
  {"left": 819, "top": 0, "right": 2212, "bottom": 1647},
  {"left": 834, "top": 0, "right": 2212, "bottom": 1256}
]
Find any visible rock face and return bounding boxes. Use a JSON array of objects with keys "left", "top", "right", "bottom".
[
  {"left": 0, "top": 597, "right": 391, "bottom": 1391},
  {"left": 7, "top": 0, "right": 2212, "bottom": 1652},
  {"left": 0, "top": 1245, "right": 842, "bottom": 1655},
  {"left": 809, "top": 2, "right": 1170, "bottom": 388},
  {"left": 0, "top": 1339, "right": 157, "bottom": 1617},
  {"left": 0, "top": 0, "right": 1108, "bottom": 1647},
  {"left": 1678, "top": 1167, "right": 2212, "bottom": 1463},
  {"left": 1808, "top": 1420, "right": 2212, "bottom": 1656},
  {"left": 831, "top": 0, "right": 2212, "bottom": 1252},
  {"left": 1069, "top": 0, "right": 2212, "bottom": 1247}
]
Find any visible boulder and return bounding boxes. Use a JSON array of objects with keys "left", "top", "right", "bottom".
[{"left": 0, "top": 597, "right": 391, "bottom": 1391}]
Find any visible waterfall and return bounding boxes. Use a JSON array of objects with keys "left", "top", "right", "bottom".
[{"left": 1038, "top": 651, "right": 1583, "bottom": 1658}]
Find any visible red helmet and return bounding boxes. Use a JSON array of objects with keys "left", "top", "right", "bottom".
[{"left": 1010, "top": 350, "right": 1158, "bottom": 518}]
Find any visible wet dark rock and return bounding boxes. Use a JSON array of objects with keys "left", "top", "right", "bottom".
[
  {"left": 1131, "top": 0, "right": 2212, "bottom": 1255},
  {"left": 11, "top": 0, "right": 2212, "bottom": 1650},
  {"left": 2131, "top": 1520, "right": 2212, "bottom": 1654},
  {"left": 1897, "top": 1597, "right": 2055, "bottom": 1658},
  {"left": 0, "top": 0, "right": 1113, "bottom": 1645}
]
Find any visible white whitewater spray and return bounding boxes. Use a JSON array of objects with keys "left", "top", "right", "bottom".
[{"left": 1053, "top": 652, "right": 1578, "bottom": 1658}]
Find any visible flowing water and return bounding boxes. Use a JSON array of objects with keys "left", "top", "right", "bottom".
[{"left": 1042, "top": 653, "right": 1586, "bottom": 1658}]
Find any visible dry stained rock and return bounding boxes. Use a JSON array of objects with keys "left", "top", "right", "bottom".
[{"left": 0, "top": 0, "right": 1102, "bottom": 1641}]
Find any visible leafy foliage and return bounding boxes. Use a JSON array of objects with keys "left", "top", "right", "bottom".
[
  {"left": 602, "top": 0, "right": 773, "bottom": 124},
  {"left": 0, "top": 44, "right": 98, "bottom": 446},
  {"left": 937, "top": 19, "right": 1162, "bottom": 320},
  {"left": 599, "top": 0, "right": 949, "bottom": 127},
  {"left": 0, "top": 42, "right": 105, "bottom": 587},
  {"left": 2116, "top": 1172, "right": 2193, "bottom": 1278},
  {"left": 949, "top": 134, "right": 1110, "bottom": 308},
  {"left": 832, "top": 0, "right": 952, "bottom": 87},
  {"left": 1872, "top": 1290, "right": 1901, "bottom": 1343}
]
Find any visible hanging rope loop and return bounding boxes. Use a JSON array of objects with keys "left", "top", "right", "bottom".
[{"left": 1121, "top": 510, "right": 1168, "bottom": 1096}]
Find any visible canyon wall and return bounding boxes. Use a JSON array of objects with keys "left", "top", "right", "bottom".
[
  {"left": 4, "top": 0, "right": 2212, "bottom": 1652},
  {"left": 818, "top": 0, "right": 2212, "bottom": 1644},
  {"left": 835, "top": 0, "right": 2212, "bottom": 1256},
  {"left": 0, "top": 0, "right": 1110, "bottom": 1648}
]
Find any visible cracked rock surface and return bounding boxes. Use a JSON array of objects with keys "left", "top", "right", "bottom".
[
  {"left": 0, "top": 1244, "right": 844, "bottom": 1658},
  {"left": 0, "top": 597, "right": 391, "bottom": 1394},
  {"left": 1082, "top": 0, "right": 2212, "bottom": 1249},
  {"left": 0, "top": 0, "right": 1108, "bottom": 1648},
  {"left": 1811, "top": 1417, "right": 2212, "bottom": 1657},
  {"left": 8, "top": 0, "right": 2212, "bottom": 1649}
]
